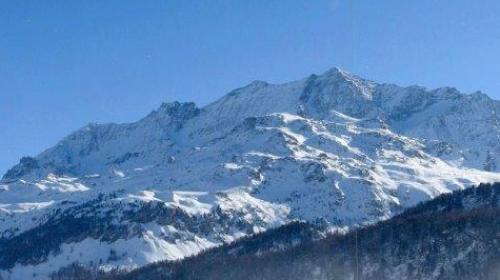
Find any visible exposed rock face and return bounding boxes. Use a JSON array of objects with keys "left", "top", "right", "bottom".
[
  {"left": 3, "top": 157, "right": 39, "bottom": 181},
  {"left": 1, "top": 67, "right": 500, "bottom": 279}
]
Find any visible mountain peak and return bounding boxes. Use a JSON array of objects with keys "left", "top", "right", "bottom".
[
  {"left": 322, "top": 66, "right": 346, "bottom": 76},
  {"left": 248, "top": 80, "right": 269, "bottom": 87},
  {"left": 298, "top": 67, "right": 378, "bottom": 118},
  {"left": 320, "top": 66, "right": 365, "bottom": 82},
  {"left": 157, "top": 101, "right": 198, "bottom": 113},
  {"left": 144, "top": 101, "right": 200, "bottom": 124}
]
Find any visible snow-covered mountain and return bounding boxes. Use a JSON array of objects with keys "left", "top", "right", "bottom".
[
  {"left": 93, "top": 182, "right": 500, "bottom": 280},
  {"left": 1, "top": 67, "right": 500, "bottom": 279}
]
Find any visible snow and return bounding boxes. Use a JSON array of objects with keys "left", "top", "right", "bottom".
[
  {"left": 1, "top": 234, "right": 218, "bottom": 280},
  {"left": 113, "top": 170, "right": 125, "bottom": 178},
  {"left": 224, "top": 163, "right": 242, "bottom": 170},
  {"left": 168, "top": 191, "right": 212, "bottom": 215}
]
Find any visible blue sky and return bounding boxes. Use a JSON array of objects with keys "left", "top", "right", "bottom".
[{"left": 2, "top": 0, "right": 500, "bottom": 176}]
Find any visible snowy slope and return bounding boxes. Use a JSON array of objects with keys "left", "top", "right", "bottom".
[
  {"left": 100, "top": 183, "right": 500, "bottom": 280},
  {"left": 1, "top": 67, "right": 500, "bottom": 279}
]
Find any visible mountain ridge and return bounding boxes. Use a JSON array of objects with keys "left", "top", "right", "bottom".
[
  {"left": 1, "top": 67, "right": 500, "bottom": 279},
  {"left": 5, "top": 67, "right": 499, "bottom": 181}
]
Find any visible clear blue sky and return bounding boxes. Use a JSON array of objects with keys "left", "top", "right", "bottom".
[{"left": 2, "top": 0, "right": 500, "bottom": 176}]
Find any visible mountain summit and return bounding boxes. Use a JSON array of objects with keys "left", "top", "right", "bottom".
[{"left": 1, "top": 68, "right": 500, "bottom": 279}]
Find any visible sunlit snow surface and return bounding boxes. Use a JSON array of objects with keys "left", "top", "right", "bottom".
[{"left": 1, "top": 68, "right": 500, "bottom": 279}]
